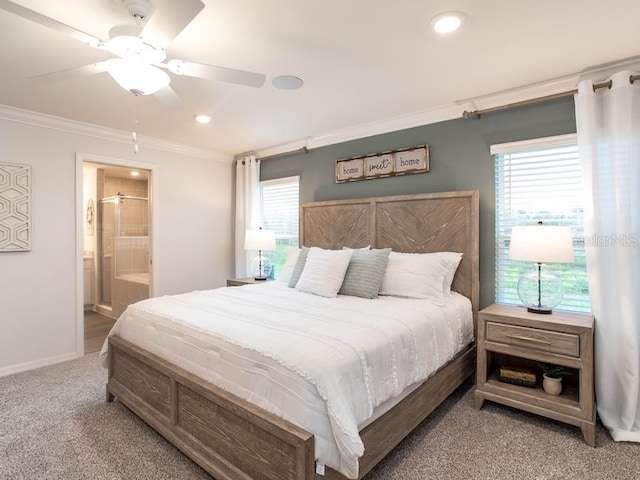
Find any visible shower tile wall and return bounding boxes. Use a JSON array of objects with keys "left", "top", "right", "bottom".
[
  {"left": 114, "top": 237, "right": 150, "bottom": 276},
  {"left": 121, "top": 203, "right": 148, "bottom": 236},
  {"left": 104, "top": 176, "right": 149, "bottom": 236},
  {"left": 103, "top": 176, "right": 148, "bottom": 198},
  {"left": 112, "top": 236, "right": 150, "bottom": 318}
]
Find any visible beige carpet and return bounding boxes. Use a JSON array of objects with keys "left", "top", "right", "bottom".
[{"left": 1, "top": 353, "right": 638, "bottom": 479}]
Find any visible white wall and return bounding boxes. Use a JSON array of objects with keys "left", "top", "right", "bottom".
[{"left": 0, "top": 108, "right": 234, "bottom": 375}]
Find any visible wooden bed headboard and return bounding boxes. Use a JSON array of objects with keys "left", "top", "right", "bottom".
[{"left": 300, "top": 191, "right": 479, "bottom": 316}]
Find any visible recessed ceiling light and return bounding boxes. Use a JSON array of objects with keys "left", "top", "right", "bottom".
[
  {"left": 194, "top": 114, "right": 211, "bottom": 124},
  {"left": 430, "top": 11, "right": 465, "bottom": 34},
  {"left": 272, "top": 75, "right": 304, "bottom": 90},
  {"left": 130, "top": 171, "right": 140, "bottom": 177}
]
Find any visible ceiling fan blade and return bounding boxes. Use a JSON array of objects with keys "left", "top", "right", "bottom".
[
  {"left": 140, "top": 0, "right": 204, "bottom": 49},
  {"left": 165, "top": 60, "right": 266, "bottom": 88},
  {"left": 30, "top": 62, "right": 110, "bottom": 84},
  {"left": 0, "top": 0, "right": 101, "bottom": 46},
  {"left": 154, "top": 85, "right": 184, "bottom": 110}
]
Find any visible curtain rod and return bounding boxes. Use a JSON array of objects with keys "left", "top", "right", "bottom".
[
  {"left": 463, "top": 74, "right": 640, "bottom": 119},
  {"left": 235, "top": 146, "right": 308, "bottom": 164},
  {"left": 258, "top": 146, "right": 308, "bottom": 161}
]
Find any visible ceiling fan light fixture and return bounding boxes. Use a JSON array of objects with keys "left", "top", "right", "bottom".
[
  {"left": 106, "top": 25, "right": 166, "bottom": 64},
  {"left": 122, "top": 0, "right": 154, "bottom": 23},
  {"left": 167, "top": 59, "right": 187, "bottom": 75},
  {"left": 106, "top": 58, "right": 170, "bottom": 95},
  {"left": 430, "top": 11, "right": 465, "bottom": 34}
]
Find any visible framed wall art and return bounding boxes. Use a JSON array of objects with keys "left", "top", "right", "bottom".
[
  {"left": 336, "top": 145, "right": 429, "bottom": 183},
  {"left": 0, "top": 162, "right": 32, "bottom": 252}
]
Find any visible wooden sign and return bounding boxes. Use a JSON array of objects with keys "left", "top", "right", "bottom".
[
  {"left": 336, "top": 157, "right": 364, "bottom": 181},
  {"left": 336, "top": 145, "right": 429, "bottom": 183}
]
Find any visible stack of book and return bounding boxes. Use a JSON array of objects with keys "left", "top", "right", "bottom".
[{"left": 498, "top": 365, "right": 536, "bottom": 388}]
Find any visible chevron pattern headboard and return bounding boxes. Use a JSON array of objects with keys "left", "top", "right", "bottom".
[{"left": 300, "top": 191, "right": 479, "bottom": 316}]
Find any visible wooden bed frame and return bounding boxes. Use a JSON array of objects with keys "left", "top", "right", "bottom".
[{"left": 107, "top": 190, "right": 479, "bottom": 480}]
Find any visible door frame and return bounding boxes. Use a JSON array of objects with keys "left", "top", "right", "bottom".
[{"left": 75, "top": 152, "right": 159, "bottom": 357}]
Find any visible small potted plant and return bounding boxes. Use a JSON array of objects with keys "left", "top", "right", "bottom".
[{"left": 538, "top": 362, "right": 566, "bottom": 395}]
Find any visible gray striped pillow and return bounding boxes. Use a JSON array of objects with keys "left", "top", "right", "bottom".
[
  {"left": 339, "top": 248, "right": 391, "bottom": 299},
  {"left": 287, "top": 246, "right": 310, "bottom": 288}
]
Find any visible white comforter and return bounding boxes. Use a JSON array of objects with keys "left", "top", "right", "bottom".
[{"left": 99, "top": 281, "right": 473, "bottom": 478}]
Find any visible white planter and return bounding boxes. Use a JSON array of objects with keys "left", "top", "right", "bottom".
[{"left": 542, "top": 374, "right": 562, "bottom": 395}]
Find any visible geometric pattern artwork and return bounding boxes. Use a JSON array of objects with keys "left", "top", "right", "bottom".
[{"left": 0, "top": 162, "right": 31, "bottom": 252}]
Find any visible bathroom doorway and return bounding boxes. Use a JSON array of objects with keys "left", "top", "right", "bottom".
[
  {"left": 77, "top": 155, "right": 157, "bottom": 355},
  {"left": 97, "top": 191, "right": 150, "bottom": 319}
]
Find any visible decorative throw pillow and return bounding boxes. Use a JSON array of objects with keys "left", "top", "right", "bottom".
[
  {"left": 277, "top": 247, "right": 301, "bottom": 283},
  {"left": 288, "top": 246, "right": 310, "bottom": 288},
  {"left": 295, "top": 247, "right": 353, "bottom": 298},
  {"left": 339, "top": 248, "right": 391, "bottom": 299},
  {"left": 380, "top": 251, "right": 462, "bottom": 304}
]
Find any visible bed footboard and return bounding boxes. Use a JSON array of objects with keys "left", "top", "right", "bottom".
[
  {"left": 107, "top": 335, "right": 315, "bottom": 480},
  {"left": 107, "top": 335, "right": 475, "bottom": 480}
]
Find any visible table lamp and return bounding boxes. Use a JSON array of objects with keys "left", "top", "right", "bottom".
[
  {"left": 244, "top": 228, "right": 276, "bottom": 280},
  {"left": 509, "top": 221, "right": 574, "bottom": 314}
]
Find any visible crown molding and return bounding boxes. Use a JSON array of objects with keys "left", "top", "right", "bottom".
[
  {"left": 455, "top": 75, "right": 579, "bottom": 113},
  {"left": 254, "top": 78, "right": 573, "bottom": 159},
  {"left": 255, "top": 56, "right": 640, "bottom": 159},
  {"left": 255, "top": 103, "right": 464, "bottom": 159},
  {"left": 0, "top": 103, "right": 231, "bottom": 163},
  {"left": 311, "top": 103, "right": 465, "bottom": 150}
]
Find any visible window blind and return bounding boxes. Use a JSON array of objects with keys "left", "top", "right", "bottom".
[
  {"left": 495, "top": 141, "right": 591, "bottom": 313},
  {"left": 260, "top": 176, "right": 299, "bottom": 276}
]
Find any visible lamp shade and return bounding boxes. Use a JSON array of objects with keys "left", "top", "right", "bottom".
[
  {"left": 244, "top": 229, "right": 276, "bottom": 251},
  {"left": 509, "top": 225, "right": 574, "bottom": 263}
]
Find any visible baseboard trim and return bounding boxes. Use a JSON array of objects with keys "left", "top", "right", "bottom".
[{"left": 0, "top": 352, "right": 79, "bottom": 378}]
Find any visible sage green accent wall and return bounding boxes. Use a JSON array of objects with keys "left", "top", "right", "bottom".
[{"left": 260, "top": 97, "right": 577, "bottom": 308}]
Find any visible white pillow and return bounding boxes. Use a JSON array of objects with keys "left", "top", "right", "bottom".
[
  {"left": 295, "top": 247, "right": 353, "bottom": 298},
  {"left": 380, "top": 251, "right": 462, "bottom": 304},
  {"left": 277, "top": 247, "right": 301, "bottom": 283},
  {"left": 439, "top": 252, "right": 463, "bottom": 296}
]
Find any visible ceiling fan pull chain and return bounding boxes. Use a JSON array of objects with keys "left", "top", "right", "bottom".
[{"left": 132, "top": 92, "right": 139, "bottom": 155}]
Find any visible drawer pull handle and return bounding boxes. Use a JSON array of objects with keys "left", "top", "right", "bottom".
[{"left": 507, "top": 334, "right": 551, "bottom": 345}]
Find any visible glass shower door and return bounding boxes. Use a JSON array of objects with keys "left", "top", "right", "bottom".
[{"left": 98, "top": 199, "right": 116, "bottom": 307}]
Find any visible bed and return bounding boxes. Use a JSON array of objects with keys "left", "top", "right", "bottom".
[{"left": 103, "top": 190, "right": 479, "bottom": 480}]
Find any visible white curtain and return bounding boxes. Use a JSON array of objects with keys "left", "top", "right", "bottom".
[
  {"left": 575, "top": 70, "right": 640, "bottom": 442},
  {"left": 235, "top": 155, "right": 261, "bottom": 277}
]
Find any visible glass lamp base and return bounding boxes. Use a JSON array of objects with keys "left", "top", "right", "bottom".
[
  {"left": 249, "top": 255, "right": 273, "bottom": 280},
  {"left": 517, "top": 266, "right": 564, "bottom": 314},
  {"left": 527, "top": 305, "right": 553, "bottom": 314}
]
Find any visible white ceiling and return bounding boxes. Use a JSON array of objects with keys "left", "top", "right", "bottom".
[{"left": 1, "top": 0, "right": 639, "bottom": 157}]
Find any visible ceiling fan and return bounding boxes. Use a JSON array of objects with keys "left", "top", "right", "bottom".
[{"left": 0, "top": 0, "right": 267, "bottom": 109}]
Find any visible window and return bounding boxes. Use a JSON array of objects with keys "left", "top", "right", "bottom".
[
  {"left": 260, "top": 176, "right": 300, "bottom": 277},
  {"left": 493, "top": 134, "right": 591, "bottom": 313}
]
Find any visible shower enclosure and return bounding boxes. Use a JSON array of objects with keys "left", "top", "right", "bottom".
[{"left": 97, "top": 193, "right": 149, "bottom": 319}]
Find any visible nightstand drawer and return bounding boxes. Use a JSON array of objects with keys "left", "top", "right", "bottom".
[{"left": 486, "top": 322, "right": 580, "bottom": 357}]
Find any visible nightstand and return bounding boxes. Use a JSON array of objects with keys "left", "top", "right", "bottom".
[
  {"left": 474, "top": 303, "right": 596, "bottom": 446},
  {"left": 226, "top": 277, "right": 274, "bottom": 287}
]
